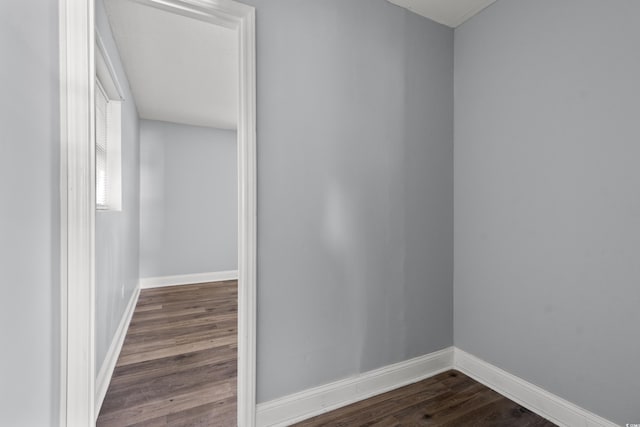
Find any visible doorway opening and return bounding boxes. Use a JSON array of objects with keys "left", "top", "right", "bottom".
[{"left": 58, "top": 0, "right": 256, "bottom": 425}]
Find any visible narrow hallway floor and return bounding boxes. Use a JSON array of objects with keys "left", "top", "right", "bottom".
[{"left": 97, "top": 280, "right": 237, "bottom": 427}]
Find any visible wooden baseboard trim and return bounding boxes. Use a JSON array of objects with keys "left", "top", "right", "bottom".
[
  {"left": 256, "top": 347, "right": 454, "bottom": 427},
  {"left": 94, "top": 286, "right": 140, "bottom": 417},
  {"left": 139, "top": 270, "right": 239, "bottom": 289},
  {"left": 454, "top": 348, "right": 617, "bottom": 427}
]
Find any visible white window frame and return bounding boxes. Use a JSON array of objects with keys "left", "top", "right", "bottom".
[{"left": 95, "top": 35, "right": 123, "bottom": 211}]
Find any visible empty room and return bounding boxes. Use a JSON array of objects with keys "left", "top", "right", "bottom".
[
  {"left": 2, "top": 0, "right": 639, "bottom": 426},
  {"left": 92, "top": 0, "right": 240, "bottom": 424}
]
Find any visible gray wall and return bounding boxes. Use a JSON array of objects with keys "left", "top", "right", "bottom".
[
  {"left": 242, "top": 0, "right": 454, "bottom": 403},
  {"left": 95, "top": 0, "right": 141, "bottom": 374},
  {"left": 139, "top": 120, "right": 237, "bottom": 278},
  {"left": 0, "top": 0, "right": 60, "bottom": 425},
  {"left": 454, "top": 0, "right": 640, "bottom": 424}
]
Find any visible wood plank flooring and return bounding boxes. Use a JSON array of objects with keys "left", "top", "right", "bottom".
[
  {"left": 293, "top": 370, "right": 557, "bottom": 427},
  {"left": 97, "top": 281, "right": 237, "bottom": 427},
  {"left": 98, "top": 281, "right": 554, "bottom": 426}
]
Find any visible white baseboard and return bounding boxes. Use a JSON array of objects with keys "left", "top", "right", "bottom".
[
  {"left": 454, "top": 348, "right": 618, "bottom": 427},
  {"left": 139, "top": 270, "right": 239, "bottom": 289},
  {"left": 256, "top": 346, "right": 618, "bottom": 427},
  {"left": 95, "top": 286, "right": 140, "bottom": 417},
  {"left": 256, "top": 347, "right": 454, "bottom": 427}
]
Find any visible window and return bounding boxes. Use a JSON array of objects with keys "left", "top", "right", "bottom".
[
  {"left": 95, "top": 81, "right": 109, "bottom": 208},
  {"left": 95, "top": 40, "right": 123, "bottom": 211}
]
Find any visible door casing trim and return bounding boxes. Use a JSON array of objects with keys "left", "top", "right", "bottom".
[{"left": 59, "top": 0, "right": 257, "bottom": 424}]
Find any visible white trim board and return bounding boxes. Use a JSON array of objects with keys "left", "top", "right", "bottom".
[
  {"left": 256, "top": 347, "right": 454, "bottom": 427},
  {"left": 59, "top": 0, "right": 96, "bottom": 424},
  {"left": 139, "top": 270, "right": 239, "bottom": 289},
  {"left": 256, "top": 347, "right": 618, "bottom": 427},
  {"left": 94, "top": 286, "right": 140, "bottom": 417},
  {"left": 454, "top": 349, "right": 618, "bottom": 427},
  {"left": 95, "top": 30, "right": 125, "bottom": 101}
]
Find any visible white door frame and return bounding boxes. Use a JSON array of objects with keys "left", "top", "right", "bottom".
[{"left": 58, "top": 0, "right": 257, "bottom": 425}]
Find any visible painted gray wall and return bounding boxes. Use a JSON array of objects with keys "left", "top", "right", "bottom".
[
  {"left": 0, "top": 1, "right": 60, "bottom": 425},
  {"left": 139, "top": 120, "right": 237, "bottom": 278},
  {"left": 454, "top": 1, "right": 640, "bottom": 424},
  {"left": 241, "top": 0, "right": 454, "bottom": 403},
  {"left": 95, "top": 0, "right": 141, "bottom": 374}
]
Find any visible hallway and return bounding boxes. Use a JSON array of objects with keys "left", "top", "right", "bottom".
[{"left": 97, "top": 281, "right": 237, "bottom": 426}]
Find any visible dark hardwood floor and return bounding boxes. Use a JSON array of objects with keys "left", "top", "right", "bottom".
[
  {"left": 97, "top": 281, "right": 237, "bottom": 427},
  {"left": 294, "top": 370, "right": 557, "bottom": 427},
  {"left": 97, "top": 282, "right": 554, "bottom": 427}
]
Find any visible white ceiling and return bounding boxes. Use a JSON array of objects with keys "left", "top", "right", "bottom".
[
  {"left": 104, "top": 0, "right": 238, "bottom": 129},
  {"left": 388, "top": 0, "right": 497, "bottom": 28}
]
